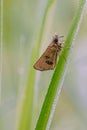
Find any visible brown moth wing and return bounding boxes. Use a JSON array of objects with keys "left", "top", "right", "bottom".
[{"left": 33, "top": 45, "right": 58, "bottom": 71}]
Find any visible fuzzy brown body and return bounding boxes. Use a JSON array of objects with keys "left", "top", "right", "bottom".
[{"left": 33, "top": 35, "right": 63, "bottom": 71}]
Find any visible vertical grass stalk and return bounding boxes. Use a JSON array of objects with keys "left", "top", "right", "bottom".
[
  {"left": 35, "top": 0, "right": 87, "bottom": 130},
  {"left": 17, "top": 0, "right": 55, "bottom": 130},
  {"left": 0, "top": 0, "right": 4, "bottom": 104}
]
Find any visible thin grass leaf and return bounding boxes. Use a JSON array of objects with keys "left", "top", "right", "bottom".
[
  {"left": 17, "top": 0, "right": 55, "bottom": 130},
  {"left": 35, "top": 0, "right": 87, "bottom": 130}
]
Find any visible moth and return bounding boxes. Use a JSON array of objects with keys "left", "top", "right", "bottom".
[{"left": 33, "top": 34, "right": 64, "bottom": 71}]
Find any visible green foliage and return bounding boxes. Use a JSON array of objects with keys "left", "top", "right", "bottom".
[
  {"left": 1, "top": 0, "right": 86, "bottom": 130},
  {"left": 17, "top": 0, "right": 55, "bottom": 130},
  {"left": 35, "top": 0, "right": 86, "bottom": 130}
]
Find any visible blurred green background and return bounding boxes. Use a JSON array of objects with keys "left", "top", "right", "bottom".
[{"left": 1, "top": 0, "right": 87, "bottom": 130}]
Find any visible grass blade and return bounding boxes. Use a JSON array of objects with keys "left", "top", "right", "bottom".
[
  {"left": 17, "top": 0, "right": 55, "bottom": 130},
  {"left": 35, "top": 0, "right": 87, "bottom": 130}
]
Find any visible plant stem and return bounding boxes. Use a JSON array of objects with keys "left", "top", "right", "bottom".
[
  {"left": 17, "top": 0, "right": 55, "bottom": 130},
  {"left": 35, "top": 0, "right": 86, "bottom": 130}
]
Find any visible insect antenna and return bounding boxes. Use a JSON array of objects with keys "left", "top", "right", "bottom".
[{"left": 59, "top": 35, "right": 64, "bottom": 38}]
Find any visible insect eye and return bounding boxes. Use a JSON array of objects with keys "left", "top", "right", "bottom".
[{"left": 54, "top": 38, "right": 58, "bottom": 43}]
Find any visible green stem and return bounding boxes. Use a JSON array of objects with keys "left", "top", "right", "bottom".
[
  {"left": 17, "top": 0, "right": 55, "bottom": 130},
  {"left": 35, "top": 0, "right": 86, "bottom": 130}
]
